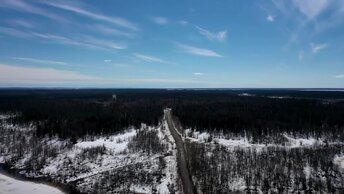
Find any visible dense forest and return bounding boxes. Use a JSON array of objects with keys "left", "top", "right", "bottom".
[
  {"left": 0, "top": 89, "right": 344, "bottom": 139},
  {"left": 1, "top": 89, "right": 344, "bottom": 193},
  {"left": 0, "top": 89, "right": 165, "bottom": 138},
  {"left": 173, "top": 95, "right": 344, "bottom": 141},
  {"left": 186, "top": 141, "right": 344, "bottom": 193}
]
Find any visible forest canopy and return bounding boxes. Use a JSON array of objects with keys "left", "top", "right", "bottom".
[{"left": 0, "top": 89, "right": 344, "bottom": 139}]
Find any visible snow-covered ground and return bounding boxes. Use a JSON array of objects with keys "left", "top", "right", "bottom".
[
  {"left": 0, "top": 115, "right": 10, "bottom": 120},
  {"left": 184, "top": 128, "right": 334, "bottom": 150},
  {"left": 0, "top": 117, "right": 179, "bottom": 193},
  {"left": 75, "top": 129, "right": 136, "bottom": 153},
  {"left": 333, "top": 155, "right": 344, "bottom": 169},
  {"left": 238, "top": 93, "right": 255, "bottom": 97},
  {"left": 157, "top": 120, "right": 179, "bottom": 193},
  {"left": 185, "top": 128, "right": 344, "bottom": 193},
  {"left": 0, "top": 173, "right": 64, "bottom": 194}
]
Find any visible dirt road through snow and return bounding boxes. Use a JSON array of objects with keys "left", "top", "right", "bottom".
[{"left": 164, "top": 108, "right": 196, "bottom": 194}]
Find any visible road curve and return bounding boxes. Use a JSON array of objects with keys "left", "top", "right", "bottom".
[{"left": 164, "top": 108, "right": 196, "bottom": 194}]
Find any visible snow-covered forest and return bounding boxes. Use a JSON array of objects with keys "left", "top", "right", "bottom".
[
  {"left": 1, "top": 89, "right": 344, "bottom": 193},
  {"left": 0, "top": 114, "right": 179, "bottom": 193}
]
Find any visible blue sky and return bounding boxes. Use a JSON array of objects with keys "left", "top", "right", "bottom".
[{"left": 0, "top": 0, "right": 344, "bottom": 88}]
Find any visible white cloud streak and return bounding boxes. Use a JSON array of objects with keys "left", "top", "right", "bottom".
[
  {"left": 152, "top": 17, "right": 168, "bottom": 25},
  {"left": 0, "top": 26, "right": 31, "bottom": 38},
  {"left": 80, "top": 35, "right": 127, "bottom": 50},
  {"left": 178, "top": 20, "right": 189, "bottom": 26},
  {"left": 0, "top": 64, "right": 96, "bottom": 84},
  {"left": 14, "top": 57, "right": 67, "bottom": 65},
  {"left": 0, "top": 64, "right": 214, "bottom": 86},
  {"left": 310, "top": 42, "right": 328, "bottom": 53},
  {"left": 193, "top": 72, "right": 204, "bottom": 76},
  {"left": 0, "top": 27, "right": 126, "bottom": 51},
  {"left": 0, "top": 0, "right": 66, "bottom": 23},
  {"left": 89, "top": 25, "right": 135, "bottom": 38},
  {"left": 194, "top": 25, "right": 227, "bottom": 42},
  {"left": 8, "top": 19, "right": 34, "bottom": 28},
  {"left": 43, "top": 1, "right": 137, "bottom": 30},
  {"left": 177, "top": 44, "right": 223, "bottom": 57},
  {"left": 335, "top": 74, "right": 344, "bottom": 78},
  {"left": 134, "top": 53, "right": 176, "bottom": 65}
]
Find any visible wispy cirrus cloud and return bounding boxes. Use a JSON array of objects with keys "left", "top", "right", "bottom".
[
  {"left": 14, "top": 57, "right": 67, "bottom": 65},
  {"left": 298, "top": 50, "right": 305, "bottom": 60},
  {"left": 0, "top": 64, "right": 96, "bottom": 84},
  {"left": 178, "top": 20, "right": 188, "bottom": 26},
  {"left": 8, "top": 19, "right": 35, "bottom": 28},
  {"left": 271, "top": 0, "right": 344, "bottom": 45},
  {"left": 0, "top": 27, "right": 126, "bottom": 51},
  {"left": 193, "top": 72, "right": 204, "bottom": 76},
  {"left": 194, "top": 25, "right": 227, "bottom": 42},
  {"left": 134, "top": 53, "right": 176, "bottom": 65},
  {"left": 177, "top": 43, "right": 223, "bottom": 57},
  {"left": 42, "top": 1, "right": 138, "bottom": 30},
  {"left": 0, "top": 64, "right": 214, "bottom": 86},
  {"left": 272, "top": 0, "right": 331, "bottom": 20},
  {"left": 0, "top": 0, "right": 66, "bottom": 23},
  {"left": 310, "top": 42, "right": 327, "bottom": 53},
  {"left": 335, "top": 74, "right": 344, "bottom": 79},
  {"left": 80, "top": 35, "right": 126, "bottom": 50},
  {"left": 0, "top": 26, "right": 31, "bottom": 38},
  {"left": 292, "top": 0, "right": 329, "bottom": 20},
  {"left": 89, "top": 25, "right": 135, "bottom": 38},
  {"left": 151, "top": 16, "right": 168, "bottom": 25}
]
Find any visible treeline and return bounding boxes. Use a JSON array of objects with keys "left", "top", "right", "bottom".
[
  {"left": 1, "top": 89, "right": 344, "bottom": 139},
  {"left": 0, "top": 89, "right": 167, "bottom": 138},
  {"left": 172, "top": 95, "right": 344, "bottom": 140}
]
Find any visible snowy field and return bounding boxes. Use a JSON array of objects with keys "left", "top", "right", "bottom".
[{"left": 0, "top": 173, "right": 64, "bottom": 194}]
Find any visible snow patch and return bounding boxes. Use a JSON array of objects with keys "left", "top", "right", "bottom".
[
  {"left": 238, "top": 93, "right": 255, "bottom": 97},
  {"left": 304, "top": 164, "right": 312, "bottom": 179},
  {"left": 0, "top": 114, "right": 11, "bottom": 120},
  {"left": 283, "top": 134, "right": 324, "bottom": 148},
  {"left": 267, "top": 96, "right": 291, "bottom": 99},
  {"left": 185, "top": 129, "right": 329, "bottom": 150},
  {"left": 333, "top": 155, "right": 344, "bottom": 169},
  {"left": 0, "top": 173, "right": 64, "bottom": 194},
  {"left": 75, "top": 129, "right": 136, "bottom": 153},
  {"left": 229, "top": 177, "right": 246, "bottom": 191}
]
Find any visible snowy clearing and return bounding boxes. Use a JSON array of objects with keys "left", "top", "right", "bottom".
[
  {"left": 75, "top": 129, "right": 136, "bottom": 153},
  {"left": 184, "top": 129, "right": 335, "bottom": 150}
]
